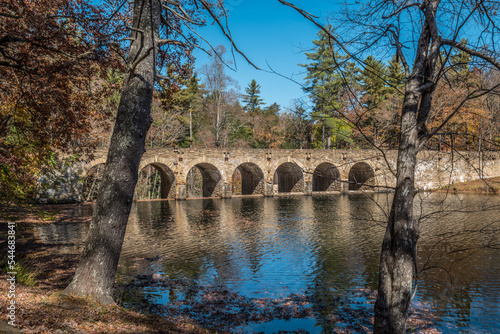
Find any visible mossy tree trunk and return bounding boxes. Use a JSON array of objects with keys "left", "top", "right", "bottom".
[{"left": 64, "top": 0, "right": 160, "bottom": 304}]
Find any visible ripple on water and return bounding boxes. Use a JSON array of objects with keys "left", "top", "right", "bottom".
[{"left": 30, "top": 194, "right": 500, "bottom": 333}]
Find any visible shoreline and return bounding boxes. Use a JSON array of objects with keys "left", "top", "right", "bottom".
[
  {"left": 0, "top": 229, "right": 440, "bottom": 334},
  {"left": 2, "top": 179, "right": 499, "bottom": 225},
  {"left": 430, "top": 176, "right": 500, "bottom": 194}
]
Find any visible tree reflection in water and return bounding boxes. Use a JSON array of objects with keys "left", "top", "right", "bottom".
[{"left": 33, "top": 194, "right": 500, "bottom": 333}]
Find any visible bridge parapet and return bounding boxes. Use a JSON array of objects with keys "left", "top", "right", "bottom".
[{"left": 38, "top": 148, "right": 500, "bottom": 203}]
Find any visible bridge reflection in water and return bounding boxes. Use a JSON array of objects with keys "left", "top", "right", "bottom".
[{"left": 33, "top": 194, "right": 500, "bottom": 333}]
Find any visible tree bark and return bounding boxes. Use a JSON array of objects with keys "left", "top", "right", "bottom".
[
  {"left": 373, "top": 22, "right": 431, "bottom": 332},
  {"left": 374, "top": 91, "right": 420, "bottom": 333},
  {"left": 64, "top": 0, "right": 160, "bottom": 304}
]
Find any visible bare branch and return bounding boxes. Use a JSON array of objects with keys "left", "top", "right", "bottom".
[
  {"left": 382, "top": 2, "right": 420, "bottom": 20},
  {"left": 155, "top": 73, "right": 170, "bottom": 80},
  {"left": 442, "top": 39, "right": 500, "bottom": 71},
  {"left": 196, "top": 0, "right": 260, "bottom": 70},
  {"left": 125, "top": 24, "right": 145, "bottom": 35},
  {"left": 161, "top": 3, "right": 201, "bottom": 26},
  {"left": 157, "top": 39, "right": 187, "bottom": 47},
  {"left": 161, "top": 15, "right": 232, "bottom": 68},
  {"left": 128, "top": 46, "right": 153, "bottom": 79},
  {"left": 387, "top": 26, "right": 410, "bottom": 76},
  {"left": 161, "top": 0, "right": 203, "bottom": 25}
]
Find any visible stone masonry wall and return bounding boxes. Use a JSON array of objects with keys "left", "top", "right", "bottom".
[{"left": 37, "top": 148, "right": 500, "bottom": 203}]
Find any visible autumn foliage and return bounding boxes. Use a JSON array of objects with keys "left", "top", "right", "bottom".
[{"left": 0, "top": 0, "right": 125, "bottom": 208}]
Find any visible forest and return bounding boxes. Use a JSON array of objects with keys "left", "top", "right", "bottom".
[{"left": 95, "top": 31, "right": 500, "bottom": 153}]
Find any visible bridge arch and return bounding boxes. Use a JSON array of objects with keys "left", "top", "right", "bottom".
[
  {"left": 232, "top": 162, "right": 265, "bottom": 195},
  {"left": 82, "top": 162, "right": 106, "bottom": 201},
  {"left": 184, "top": 161, "right": 223, "bottom": 198},
  {"left": 313, "top": 162, "right": 341, "bottom": 192},
  {"left": 348, "top": 162, "right": 376, "bottom": 190},
  {"left": 136, "top": 162, "right": 176, "bottom": 199},
  {"left": 272, "top": 159, "right": 305, "bottom": 193},
  {"left": 81, "top": 157, "right": 107, "bottom": 178}
]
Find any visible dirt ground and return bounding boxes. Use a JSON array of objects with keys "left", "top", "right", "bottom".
[{"left": 0, "top": 222, "right": 211, "bottom": 334}]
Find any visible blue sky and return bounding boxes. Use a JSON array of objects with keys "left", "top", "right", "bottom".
[{"left": 192, "top": 0, "right": 337, "bottom": 110}]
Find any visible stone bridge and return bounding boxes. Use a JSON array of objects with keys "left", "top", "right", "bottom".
[{"left": 65, "top": 148, "right": 499, "bottom": 202}]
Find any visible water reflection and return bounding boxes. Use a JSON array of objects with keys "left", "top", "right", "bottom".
[{"left": 33, "top": 193, "right": 500, "bottom": 333}]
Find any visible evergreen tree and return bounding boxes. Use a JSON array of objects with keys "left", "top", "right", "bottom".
[
  {"left": 242, "top": 79, "right": 264, "bottom": 113},
  {"left": 386, "top": 55, "right": 405, "bottom": 92},
  {"left": 301, "top": 26, "right": 346, "bottom": 114},
  {"left": 361, "top": 55, "right": 388, "bottom": 110},
  {"left": 300, "top": 26, "right": 354, "bottom": 148},
  {"left": 157, "top": 65, "right": 204, "bottom": 147},
  {"left": 263, "top": 102, "right": 281, "bottom": 117}
]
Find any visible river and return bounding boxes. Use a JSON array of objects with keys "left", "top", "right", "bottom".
[{"left": 34, "top": 193, "right": 500, "bottom": 333}]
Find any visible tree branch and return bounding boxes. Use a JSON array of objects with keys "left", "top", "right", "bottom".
[
  {"left": 442, "top": 39, "right": 500, "bottom": 71},
  {"left": 196, "top": 0, "right": 260, "bottom": 70},
  {"left": 382, "top": 2, "right": 421, "bottom": 20},
  {"left": 157, "top": 39, "right": 187, "bottom": 47}
]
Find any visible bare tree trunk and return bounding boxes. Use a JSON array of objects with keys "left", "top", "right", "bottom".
[
  {"left": 189, "top": 109, "right": 193, "bottom": 145},
  {"left": 373, "top": 23, "right": 435, "bottom": 330},
  {"left": 64, "top": 0, "right": 159, "bottom": 304},
  {"left": 374, "top": 93, "right": 419, "bottom": 333}
]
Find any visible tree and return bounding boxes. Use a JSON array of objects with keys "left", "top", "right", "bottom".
[
  {"left": 64, "top": 0, "right": 255, "bottom": 304},
  {"left": 155, "top": 65, "right": 203, "bottom": 148},
  {"left": 242, "top": 79, "right": 264, "bottom": 114},
  {"left": 360, "top": 55, "right": 389, "bottom": 111},
  {"left": 0, "top": 0, "right": 123, "bottom": 212},
  {"left": 357, "top": 55, "right": 398, "bottom": 147},
  {"left": 279, "top": 0, "right": 500, "bottom": 332},
  {"left": 251, "top": 102, "right": 285, "bottom": 148},
  {"left": 201, "top": 45, "right": 240, "bottom": 148},
  {"left": 282, "top": 100, "right": 313, "bottom": 149},
  {"left": 386, "top": 55, "right": 405, "bottom": 93},
  {"left": 300, "top": 26, "right": 355, "bottom": 148}
]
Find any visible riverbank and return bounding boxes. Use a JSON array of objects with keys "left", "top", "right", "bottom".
[
  {"left": 1, "top": 203, "right": 93, "bottom": 224},
  {"left": 0, "top": 223, "right": 440, "bottom": 334},
  {"left": 436, "top": 176, "right": 500, "bottom": 193},
  {"left": 0, "top": 226, "right": 210, "bottom": 334}
]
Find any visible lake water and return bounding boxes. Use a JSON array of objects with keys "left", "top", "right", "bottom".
[{"left": 34, "top": 193, "right": 500, "bottom": 333}]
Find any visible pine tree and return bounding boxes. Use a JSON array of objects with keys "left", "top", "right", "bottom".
[
  {"left": 300, "top": 26, "right": 353, "bottom": 148},
  {"left": 361, "top": 55, "right": 389, "bottom": 110},
  {"left": 386, "top": 55, "right": 405, "bottom": 93},
  {"left": 242, "top": 79, "right": 264, "bottom": 114},
  {"left": 263, "top": 102, "right": 280, "bottom": 117}
]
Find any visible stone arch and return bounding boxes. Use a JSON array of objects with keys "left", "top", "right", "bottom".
[
  {"left": 232, "top": 162, "right": 265, "bottom": 195},
  {"left": 181, "top": 158, "right": 226, "bottom": 182},
  {"left": 82, "top": 162, "right": 106, "bottom": 201},
  {"left": 136, "top": 163, "right": 176, "bottom": 199},
  {"left": 186, "top": 162, "right": 223, "bottom": 198},
  {"left": 271, "top": 157, "right": 307, "bottom": 177},
  {"left": 81, "top": 158, "right": 107, "bottom": 177},
  {"left": 273, "top": 161, "right": 304, "bottom": 193},
  {"left": 313, "top": 162, "right": 341, "bottom": 192},
  {"left": 348, "top": 162, "right": 376, "bottom": 190}
]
